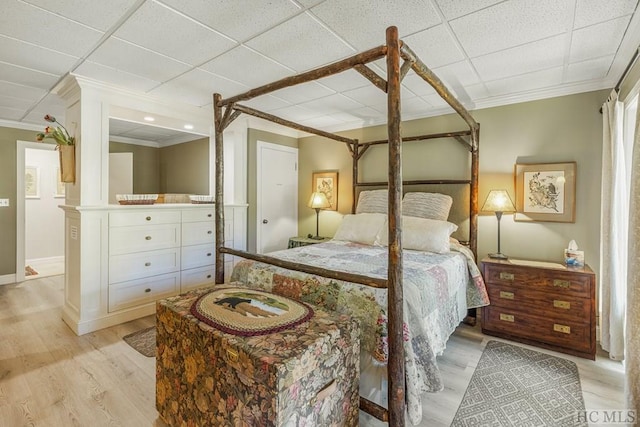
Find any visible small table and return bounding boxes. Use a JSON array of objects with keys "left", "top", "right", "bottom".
[{"left": 288, "top": 236, "right": 331, "bottom": 249}]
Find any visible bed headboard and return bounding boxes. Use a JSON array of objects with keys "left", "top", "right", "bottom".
[{"left": 354, "top": 184, "right": 471, "bottom": 243}]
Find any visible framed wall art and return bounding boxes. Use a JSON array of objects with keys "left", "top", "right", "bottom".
[
  {"left": 25, "top": 166, "right": 40, "bottom": 199},
  {"left": 311, "top": 171, "right": 338, "bottom": 211},
  {"left": 514, "top": 162, "right": 576, "bottom": 222}
]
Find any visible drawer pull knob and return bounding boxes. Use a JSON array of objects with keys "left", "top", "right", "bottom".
[
  {"left": 553, "top": 279, "right": 570, "bottom": 288},
  {"left": 207, "top": 253, "right": 212, "bottom": 257},
  {"left": 499, "top": 272, "right": 514, "bottom": 281},
  {"left": 207, "top": 230, "right": 213, "bottom": 234},
  {"left": 206, "top": 274, "right": 212, "bottom": 279},
  {"left": 499, "top": 313, "right": 514, "bottom": 322},
  {"left": 226, "top": 348, "right": 239, "bottom": 362},
  {"left": 145, "top": 262, "right": 151, "bottom": 267},
  {"left": 553, "top": 324, "right": 571, "bottom": 334},
  {"left": 207, "top": 214, "right": 212, "bottom": 218},
  {"left": 146, "top": 216, "right": 151, "bottom": 221},
  {"left": 145, "top": 236, "right": 152, "bottom": 240},
  {"left": 499, "top": 291, "right": 514, "bottom": 300},
  {"left": 145, "top": 288, "right": 151, "bottom": 293},
  {"left": 553, "top": 300, "right": 571, "bottom": 309}
]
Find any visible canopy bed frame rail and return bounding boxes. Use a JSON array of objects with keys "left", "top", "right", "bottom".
[{"left": 213, "top": 26, "right": 479, "bottom": 426}]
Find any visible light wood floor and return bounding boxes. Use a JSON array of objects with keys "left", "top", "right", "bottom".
[{"left": 0, "top": 275, "right": 625, "bottom": 427}]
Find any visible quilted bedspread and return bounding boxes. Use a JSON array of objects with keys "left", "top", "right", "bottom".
[{"left": 230, "top": 240, "right": 489, "bottom": 425}]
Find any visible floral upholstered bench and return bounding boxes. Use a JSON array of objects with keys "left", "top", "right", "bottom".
[{"left": 156, "top": 285, "right": 360, "bottom": 426}]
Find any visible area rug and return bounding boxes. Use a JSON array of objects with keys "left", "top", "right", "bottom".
[
  {"left": 123, "top": 326, "right": 155, "bottom": 357},
  {"left": 451, "top": 340, "right": 586, "bottom": 427}
]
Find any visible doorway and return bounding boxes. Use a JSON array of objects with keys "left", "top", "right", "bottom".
[
  {"left": 16, "top": 141, "right": 65, "bottom": 282},
  {"left": 256, "top": 141, "right": 298, "bottom": 254}
]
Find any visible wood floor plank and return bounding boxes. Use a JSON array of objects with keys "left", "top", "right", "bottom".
[{"left": 0, "top": 275, "right": 626, "bottom": 427}]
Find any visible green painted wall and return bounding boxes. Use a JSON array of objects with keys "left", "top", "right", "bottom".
[
  {"left": 298, "top": 90, "right": 609, "bottom": 276},
  {"left": 159, "top": 138, "right": 210, "bottom": 195},
  {"left": 247, "top": 128, "right": 298, "bottom": 252},
  {"left": 109, "top": 142, "right": 160, "bottom": 194}
]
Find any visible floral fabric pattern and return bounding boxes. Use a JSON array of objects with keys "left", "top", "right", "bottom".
[
  {"left": 230, "top": 240, "right": 490, "bottom": 425},
  {"left": 156, "top": 286, "right": 360, "bottom": 427}
]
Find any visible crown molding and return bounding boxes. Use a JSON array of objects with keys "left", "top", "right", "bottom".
[
  {"left": 109, "top": 135, "right": 160, "bottom": 148},
  {"left": 0, "top": 119, "right": 42, "bottom": 132}
]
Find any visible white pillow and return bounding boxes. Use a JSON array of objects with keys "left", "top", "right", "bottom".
[
  {"left": 356, "top": 189, "right": 388, "bottom": 214},
  {"left": 333, "top": 213, "right": 387, "bottom": 245},
  {"left": 380, "top": 216, "right": 458, "bottom": 253},
  {"left": 402, "top": 192, "right": 453, "bottom": 221}
]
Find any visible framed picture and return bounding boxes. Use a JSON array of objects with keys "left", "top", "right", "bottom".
[
  {"left": 312, "top": 171, "right": 338, "bottom": 211},
  {"left": 514, "top": 162, "right": 576, "bottom": 222},
  {"left": 54, "top": 167, "right": 65, "bottom": 198},
  {"left": 25, "top": 166, "right": 39, "bottom": 198}
]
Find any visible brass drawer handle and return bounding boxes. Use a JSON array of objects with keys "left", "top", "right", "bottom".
[
  {"left": 553, "top": 300, "right": 571, "bottom": 309},
  {"left": 145, "top": 236, "right": 152, "bottom": 240},
  {"left": 499, "top": 313, "right": 514, "bottom": 322},
  {"left": 146, "top": 216, "right": 151, "bottom": 221},
  {"left": 553, "top": 324, "right": 571, "bottom": 334},
  {"left": 499, "top": 272, "right": 514, "bottom": 281},
  {"left": 499, "top": 291, "right": 514, "bottom": 300},
  {"left": 226, "top": 348, "right": 239, "bottom": 362},
  {"left": 553, "top": 279, "right": 570, "bottom": 288}
]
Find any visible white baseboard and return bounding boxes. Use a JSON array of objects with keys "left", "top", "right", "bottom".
[
  {"left": 62, "top": 303, "right": 156, "bottom": 336},
  {"left": 26, "top": 256, "right": 64, "bottom": 265},
  {"left": 0, "top": 274, "right": 17, "bottom": 285}
]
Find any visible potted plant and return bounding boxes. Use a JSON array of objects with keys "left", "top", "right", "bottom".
[{"left": 36, "top": 115, "right": 75, "bottom": 183}]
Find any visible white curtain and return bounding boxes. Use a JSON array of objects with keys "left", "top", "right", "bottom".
[
  {"left": 625, "top": 103, "right": 640, "bottom": 413},
  {"left": 600, "top": 90, "right": 628, "bottom": 361}
]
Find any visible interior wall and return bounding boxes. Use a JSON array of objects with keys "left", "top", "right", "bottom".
[
  {"left": 159, "top": 138, "right": 209, "bottom": 194},
  {"left": 298, "top": 90, "right": 609, "bottom": 275},
  {"left": 247, "top": 128, "right": 298, "bottom": 252},
  {"left": 25, "top": 148, "right": 64, "bottom": 261},
  {"left": 0, "top": 126, "right": 44, "bottom": 276},
  {"left": 109, "top": 141, "right": 160, "bottom": 194}
]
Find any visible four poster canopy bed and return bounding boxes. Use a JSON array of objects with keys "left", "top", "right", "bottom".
[{"left": 213, "top": 26, "right": 488, "bottom": 426}]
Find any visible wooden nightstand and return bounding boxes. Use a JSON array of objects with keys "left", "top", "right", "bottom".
[
  {"left": 481, "top": 258, "right": 596, "bottom": 360},
  {"left": 287, "top": 236, "right": 331, "bottom": 249}
]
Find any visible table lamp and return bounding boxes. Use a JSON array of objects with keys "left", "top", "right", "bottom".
[
  {"left": 308, "top": 192, "right": 330, "bottom": 239},
  {"left": 482, "top": 189, "right": 516, "bottom": 259}
]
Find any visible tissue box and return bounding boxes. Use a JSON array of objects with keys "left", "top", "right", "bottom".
[{"left": 564, "top": 249, "right": 584, "bottom": 266}]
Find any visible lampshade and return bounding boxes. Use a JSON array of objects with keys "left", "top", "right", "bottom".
[
  {"left": 308, "top": 192, "right": 330, "bottom": 209},
  {"left": 482, "top": 190, "right": 515, "bottom": 213}
]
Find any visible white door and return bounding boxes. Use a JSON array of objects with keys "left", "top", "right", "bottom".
[{"left": 257, "top": 142, "right": 298, "bottom": 254}]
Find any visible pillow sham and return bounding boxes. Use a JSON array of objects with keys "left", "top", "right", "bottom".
[
  {"left": 402, "top": 192, "right": 453, "bottom": 221},
  {"left": 333, "top": 213, "right": 386, "bottom": 245},
  {"left": 379, "top": 216, "right": 458, "bottom": 253},
  {"left": 355, "top": 189, "right": 388, "bottom": 214}
]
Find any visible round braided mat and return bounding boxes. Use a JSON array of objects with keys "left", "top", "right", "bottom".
[{"left": 190, "top": 287, "right": 314, "bottom": 336}]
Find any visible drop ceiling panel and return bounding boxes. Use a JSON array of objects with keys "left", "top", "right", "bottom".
[
  {"left": 88, "top": 37, "right": 191, "bottom": 82},
  {"left": 310, "top": 0, "right": 441, "bottom": 50},
  {"left": 242, "top": 95, "right": 291, "bottom": 112},
  {"left": 0, "top": 62, "right": 58, "bottom": 90},
  {"left": 160, "top": 0, "right": 302, "bottom": 42},
  {"left": 298, "top": 93, "right": 365, "bottom": 116},
  {"left": 0, "top": 106, "right": 26, "bottom": 121},
  {"left": 434, "top": 0, "right": 505, "bottom": 20},
  {"left": 271, "top": 82, "right": 335, "bottom": 104},
  {"left": 246, "top": 12, "right": 355, "bottom": 72},
  {"left": 574, "top": 0, "right": 637, "bottom": 29},
  {"left": 269, "top": 104, "right": 325, "bottom": 122},
  {"left": 472, "top": 35, "right": 566, "bottom": 81},
  {"left": 0, "top": 81, "right": 47, "bottom": 102},
  {"left": 22, "top": 0, "right": 141, "bottom": 31},
  {"left": 201, "top": 46, "right": 293, "bottom": 88},
  {"left": 485, "top": 67, "right": 564, "bottom": 97},
  {"left": 114, "top": 1, "right": 237, "bottom": 66},
  {"left": 566, "top": 55, "right": 615, "bottom": 83},
  {"left": 450, "top": 0, "right": 569, "bottom": 57},
  {"left": 0, "top": 36, "right": 79, "bottom": 76},
  {"left": 570, "top": 16, "right": 631, "bottom": 63},
  {"left": 0, "top": 1, "right": 103, "bottom": 57},
  {"left": 73, "top": 61, "right": 162, "bottom": 92},
  {"left": 316, "top": 70, "right": 371, "bottom": 92},
  {"left": 402, "top": 25, "right": 465, "bottom": 69},
  {"left": 0, "top": 95, "right": 34, "bottom": 111}
]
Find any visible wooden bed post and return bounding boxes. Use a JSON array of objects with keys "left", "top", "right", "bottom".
[
  {"left": 213, "top": 93, "right": 225, "bottom": 284},
  {"left": 386, "top": 25, "right": 405, "bottom": 426}
]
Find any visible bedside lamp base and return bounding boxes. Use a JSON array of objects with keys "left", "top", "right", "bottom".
[{"left": 489, "top": 252, "right": 509, "bottom": 260}]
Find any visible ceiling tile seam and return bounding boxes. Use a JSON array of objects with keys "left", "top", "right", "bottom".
[
  {"left": 0, "top": 33, "right": 80, "bottom": 61},
  {"left": 17, "top": 0, "right": 149, "bottom": 122},
  {"left": 427, "top": 0, "right": 487, "bottom": 99},
  {"left": 605, "top": 11, "right": 640, "bottom": 77},
  {"left": 17, "top": 0, "right": 105, "bottom": 33},
  {"left": 605, "top": 5, "right": 640, "bottom": 83},
  {"left": 0, "top": 59, "right": 58, "bottom": 77},
  {"left": 561, "top": 0, "right": 578, "bottom": 84},
  {"left": 439, "top": 0, "right": 510, "bottom": 22},
  {"left": 72, "top": 61, "right": 162, "bottom": 86}
]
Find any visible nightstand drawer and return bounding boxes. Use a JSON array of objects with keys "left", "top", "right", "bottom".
[
  {"left": 484, "top": 264, "right": 591, "bottom": 298},
  {"left": 487, "top": 286, "right": 591, "bottom": 322},
  {"left": 483, "top": 306, "right": 591, "bottom": 353}
]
